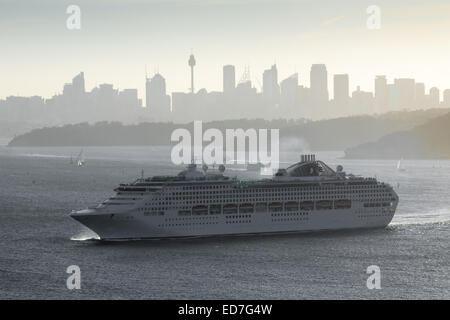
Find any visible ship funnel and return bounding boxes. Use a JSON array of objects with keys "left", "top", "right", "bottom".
[{"left": 301, "top": 154, "right": 316, "bottom": 162}]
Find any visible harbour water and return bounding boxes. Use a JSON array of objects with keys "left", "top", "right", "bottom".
[{"left": 0, "top": 144, "right": 449, "bottom": 299}]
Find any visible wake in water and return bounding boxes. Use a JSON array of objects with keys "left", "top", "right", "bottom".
[
  {"left": 23, "top": 153, "right": 69, "bottom": 159},
  {"left": 71, "top": 228, "right": 100, "bottom": 241},
  {"left": 391, "top": 208, "right": 450, "bottom": 226}
]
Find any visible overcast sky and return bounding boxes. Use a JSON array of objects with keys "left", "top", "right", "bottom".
[{"left": 1, "top": 0, "right": 450, "bottom": 100}]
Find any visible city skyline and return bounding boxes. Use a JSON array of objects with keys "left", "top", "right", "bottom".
[
  {"left": 2, "top": 0, "right": 450, "bottom": 303},
  {"left": 4, "top": 57, "right": 450, "bottom": 105},
  {"left": 2, "top": 57, "right": 450, "bottom": 104},
  {"left": 1, "top": 0, "right": 450, "bottom": 99},
  {"left": 2, "top": 57, "right": 450, "bottom": 132},
  {"left": 3, "top": 57, "right": 450, "bottom": 104}
]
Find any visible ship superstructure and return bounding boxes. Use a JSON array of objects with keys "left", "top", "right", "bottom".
[{"left": 70, "top": 155, "right": 399, "bottom": 240}]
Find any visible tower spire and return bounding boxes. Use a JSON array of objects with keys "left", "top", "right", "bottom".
[{"left": 188, "top": 53, "right": 196, "bottom": 94}]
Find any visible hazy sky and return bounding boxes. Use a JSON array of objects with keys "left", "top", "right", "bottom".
[{"left": 1, "top": 0, "right": 450, "bottom": 101}]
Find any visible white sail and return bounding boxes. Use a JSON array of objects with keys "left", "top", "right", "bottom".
[
  {"left": 77, "top": 149, "right": 85, "bottom": 167},
  {"left": 397, "top": 158, "right": 405, "bottom": 171}
]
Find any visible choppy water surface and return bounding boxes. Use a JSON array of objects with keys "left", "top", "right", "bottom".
[{"left": 0, "top": 146, "right": 449, "bottom": 299}]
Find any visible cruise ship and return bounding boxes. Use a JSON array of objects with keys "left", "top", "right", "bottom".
[{"left": 70, "top": 155, "right": 399, "bottom": 240}]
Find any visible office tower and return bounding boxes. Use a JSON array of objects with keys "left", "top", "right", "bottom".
[
  {"left": 262, "top": 64, "right": 280, "bottom": 105},
  {"left": 351, "top": 86, "right": 374, "bottom": 114},
  {"left": 63, "top": 72, "right": 85, "bottom": 101},
  {"left": 97, "top": 84, "right": 116, "bottom": 101},
  {"left": 297, "top": 85, "right": 310, "bottom": 118},
  {"left": 63, "top": 83, "right": 73, "bottom": 97},
  {"left": 72, "top": 72, "right": 85, "bottom": 94},
  {"left": 310, "top": 64, "right": 329, "bottom": 104},
  {"left": 415, "top": 83, "right": 426, "bottom": 108},
  {"left": 118, "top": 89, "right": 141, "bottom": 109},
  {"left": 387, "top": 84, "right": 398, "bottom": 109},
  {"left": 146, "top": 73, "right": 171, "bottom": 116},
  {"left": 223, "top": 65, "right": 235, "bottom": 93},
  {"left": 443, "top": 89, "right": 450, "bottom": 106},
  {"left": 333, "top": 74, "right": 349, "bottom": 105},
  {"left": 374, "top": 75, "right": 388, "bottom": 111},
  {"left": 429, "top": 87, "right": 440, "bottom": 107},
  {"left": 394, "top": 78, "right": 415, "bottom": 108},
  {"left": 280, "top": 73, "right": 298, "bottom": 111},
  {"left": 146, "top": 73, "right": 167, "bottom": 107},
  {"left": 235, "top": 67, "right": 256, "bottom": 96}
]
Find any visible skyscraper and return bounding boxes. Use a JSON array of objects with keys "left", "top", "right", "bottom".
[
  {"left": 118, "top": 89, "right": 141, "bottom": 110},
  {"left": 394, "top": 78, "right": 415, "bottom": 108},
  {"left": 374, "top": 75, "right": 388, "bottom": 111},
  {"left": 310, "top": 64, "right": 329, "bottom": 104},
  {"left": 223, "top": 65, "right": 235, "bottom": 93},
  {"left": 297, "top": 85, "right": 311, "bottom": 118},
  {"left": 387, "top": 84, "right": 398, "bottom": 109},
  {"left": 146, "top": 73, "right": 171, "bottom": 118},
  {"left": 351, "top": 86, "right": 374, "bottom": 114},
  {"left": 262, "top": 64, "right": 280, "bottom": 105},
  {"left": 62, "top": 72, "right": 85, "bottom": 100},
  {"left": 72, "top": 72, "right": 85, "bottom": 94},
  {"left": 429, "top": 87, "right": 440, "bottom": 107},
  {"left": 280, "top": 73, "right": 298, "bottom": 112},
  {"left": 443, "top": 89, "right": 450, "bottom": 107},
  {"left": 333, "top": 74, "right": 349, "bottom": 106},
  {"left": 415, "top": 83, "right": 425, "bottom": 108}
]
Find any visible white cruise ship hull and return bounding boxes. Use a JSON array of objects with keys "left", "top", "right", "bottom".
[{"left": 71, "top": 202, "right": 396, "bottom": 240}]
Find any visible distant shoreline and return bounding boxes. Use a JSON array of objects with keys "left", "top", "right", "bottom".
[{"left": 7, "top": 109, "right": 450, "bottom": 161}]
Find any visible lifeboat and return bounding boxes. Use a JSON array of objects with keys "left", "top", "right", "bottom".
[
  {"left": 285, "top": 201, "right": 299, "bottom": 211},
  {"left": 255, "top": 203, "right": 267, "bottom": 213},
  {"left": 300, "top": 201, "right": 314, "bottom": 210},
  {"left": 334, "top": 199, "right": 351, "bottom": 209},
  {"left": 268, "top": 202, "right": 283, "bottom": 212},
  {"left": 209, "top": 204, "right": 222, "bottom": 214},
  {"left": 223, "top": 204, "right": 238, "bottom": 214},
  {"left": 316, "top": 200, "right": 333, "bottom": 210},
  {"left": 239, "top": 203, "right": 254, "bottom": 213},
  {"left": 192, "top": 205, "right": 208, "bottom": 215}
]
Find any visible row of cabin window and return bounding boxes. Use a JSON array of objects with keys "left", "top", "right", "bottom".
[{"left": 177, "top": 200, "right": 352, "bottom": 216}]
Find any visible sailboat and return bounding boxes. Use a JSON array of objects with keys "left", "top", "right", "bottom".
[
  {"left": 397, "top": 158, "right": 406, "bottom": 172},
  {"left": 76, "top": 149, "right": 85, "bottom": 167}
]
